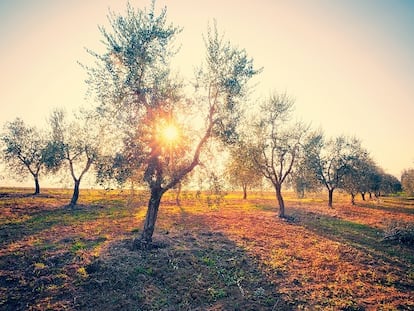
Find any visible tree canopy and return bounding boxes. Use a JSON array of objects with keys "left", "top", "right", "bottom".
[
  {"left": 304, "top": 134, "right": 367, "bottom": 207},
  {"left": 247, "top": 93, "right": 308, "bottom": 217},
  {"left": 44, "top": 108, "right": 103, "bottom": 206},
  {"left": 1, "top": 118, "right": 47, "bottom": 194},
  {"left": 83, "top": 2, "right": 260, "bottom": 246}
]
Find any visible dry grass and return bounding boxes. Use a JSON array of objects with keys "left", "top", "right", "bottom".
[{"left": 0, "top": 188, "right": 413, "bottom": 310}]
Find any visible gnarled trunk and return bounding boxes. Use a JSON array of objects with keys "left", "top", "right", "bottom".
[
  {"left": 351, "top": 192, "right": 356, "bottom": 205},
  {"left": 328, "top": 188, "right": 334, "bottom": 208},
  {"left": 175, "top": 182, "right": 181, "bottom": 206},
  {"left": 135, "top": 187, "right": 163, "bottom": 248},
  {"left": 361, "top": 192, "right": 366, "bottom": 201},
  {"left": 70, "top": 179, "right": 80, "bottom": 207},
  {"left": 242, "top": 183, "right": 247, "bottom": 200},
  {"left": 275, "top": 185, "right": 285, "bottom": 218},
  {"left": 34, "top": 176, "right": 40, "bottom": 195}
]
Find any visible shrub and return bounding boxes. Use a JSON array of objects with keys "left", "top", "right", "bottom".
[{"left": 383, "top": 222, "right": 414, "bottom": 246}]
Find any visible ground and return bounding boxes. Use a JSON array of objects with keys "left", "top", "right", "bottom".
[{"left": 0, "top": 188, "right": 413, "bottom": 310}]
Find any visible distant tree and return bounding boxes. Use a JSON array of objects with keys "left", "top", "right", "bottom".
[
  {"left": 401, "top": 169, "right": 414, "bottom": 196},
  {"left": 305, "top": 133, "right": 365, "bottom": 207},
  {"left": 84, "top": 3, "right": 260, "bottom": 247},
  {"left": 225, "top": 143, "right": 262, "bottom": 199},
  {"left": 195, "top": 165, "right": 227, "bottom": 209},
  {"left": 357, "top": 160, "right": 383, "bottom": 201},
  {"left": 1, "top": 118, "right": 47, "bottom": 194},
  {"left": 340, "top": 149, "right": 372, "bottom": 205},
  {"left": 248, "top": 93, "right": 308, "bottom": 218},
  {"left": 44, "top": 109, "right": 102, "bottom": 207},
  {"left": 289, "top": 138, "right": 322, "bottom": 198},
  {"left": 378, "top": 173, "right": 401, "bottom": 196},
  {"left": 367, "top": 172, "right": 382, "bottom": 199}
]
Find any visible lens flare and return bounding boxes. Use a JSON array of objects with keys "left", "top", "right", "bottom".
[{"left": 163, "top": 124, "right": 179, "bottom": 142}]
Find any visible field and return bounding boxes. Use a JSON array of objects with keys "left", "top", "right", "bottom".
[{"left": 0, "top": 188, "right": 413, "bottom": 310}]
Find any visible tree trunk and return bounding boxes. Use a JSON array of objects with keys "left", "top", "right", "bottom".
[
  {"left": 175, "top": 182, "right": 181, "bottom": 206},
  {"left": 242, "top": 184, "right": 247, "bottom": 200},
  {"left": 351, "top": 193, "right": 356, "bottom": 205},
  {"left": 34, "top": 176, "right": 40, "bottom": 195},
  {"left": 328, "top": 188, "right": 334, "bottom": 208},
  {"left": 135, "top": 187, "right": 163, "bottom": 248},
  {"left": 275, "top": 185, "right": 285, "bottom": 218},
  {"left": 361, "top": 192, "right": 366, "bottom": 201},
  {"left": 70, "top": 179, "right": 80, "bottom": 207}
]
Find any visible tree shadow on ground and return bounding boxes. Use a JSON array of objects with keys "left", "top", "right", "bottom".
[
  {"left": 0, "top": 244, "right": 76, "bottom": 310},
  {"left": 358, "top": 201, "right": 414, "bottom": 215},
  {"left": 0, "top": 204, "right": 111, "bottom": 249},
  {"left": 75, "top": 214, "right": 291, "bottom": 311},
  {"left": 0, "top": 203, "right": 116, "bottom": 311},
  {"left": 291, "top": 208, "right": 414, "bottom": 268},
  {"left": 0, "top": 192, "right": 56, "bottom": 199}
]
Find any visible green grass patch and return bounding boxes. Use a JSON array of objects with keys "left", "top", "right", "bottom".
[{"left": 298, "top": 213, "right": 414, "bottom": 264}]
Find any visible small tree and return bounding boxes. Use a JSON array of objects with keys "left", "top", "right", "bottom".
[
  {"left": 289, "top": 141, "right": 321, "bottom": 198},
  {"left": 45, "top": 109, "right": 101, "bottom": 207},
  {"left": 84, "top": 3, "right": 260, "bottom": 247},
  {"left": 357, "top": 161, "right": 381, "bottom": 200},
  {"left": 1, "top": 118, "right": 47, "bottom": 194},
  {"left": 401, "top": 169, "right": 414, "bottom": 196},
  {"left": 248, "top": 93, "right": 308, "bottom": 218},
  {"left": 305, "top": 134, "right": 364, "bottom": 207},
  {"left": 379, "top": 173, "right": 401, "bottom": 196},
  {"left": 341, "top": 150, "right": 372, "bottom": 205},
  {"left": 225, "top": 143, "right": 262, "bottom": 199}
]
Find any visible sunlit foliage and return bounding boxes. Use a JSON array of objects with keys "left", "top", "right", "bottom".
[
  {"left": 1, "top": 118, "right": 47, "bottom": 194},
  {"left": 225, "top": 143, "right": 263, "bottom": 199},
  {"left": 304, "top": 133, "right": 367, "bottom": 207},
  {"left": 246, "top": 93, "right": 308, "bottom": 217},
  {"left": 44, "top": 108, "right": 102, "bottom": 206},
  {"left": 84, "top": 2, "right": 260, "bottom": 245}
]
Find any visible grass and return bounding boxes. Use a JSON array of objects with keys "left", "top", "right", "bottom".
[{"left": 0, "top": 187, "right": 413, "bottom": 310}]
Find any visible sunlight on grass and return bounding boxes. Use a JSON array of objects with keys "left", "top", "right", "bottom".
[{"left": 1, "top": 188, "right": 413, "bottom": 310}]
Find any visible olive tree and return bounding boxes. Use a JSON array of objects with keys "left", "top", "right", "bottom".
[
  {"left": 289, "top": 138, "right": 322, "bottom": 198},
  {"left": 340, "top": 150, "right": 373, "bottom": 205},
  {"left": 401, "top": 169, "right": 414, "bottom": 196},
  {"left": 1, "top": 118, "right": 47, "bottom": 194},
  {"left": 225, "top": 143, "right": 263, "bottom": 199},
  {"left": 305, "top": 134, "right": 365, "bottom": 207},
  {"left": 355, "top": 159, "right": 382, "bottom": 201},
  {"left": 379, "top": 173, "right": 401, "bottom": 196},
  {"left": 248, "top": 93, "right": 308, "bottom": 218},
  {"left": 44, "top": 109, "right": 102, "bottom": 207},
  {"left": 84, "top": 3, "right": 260, "bottom": 247},
  {"left": 289, "top": 162, "right": 321, "bottom": 199}
]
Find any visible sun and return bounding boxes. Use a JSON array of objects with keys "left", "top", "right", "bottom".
[{"left": 162, "top": 124, "right": 179, "bottom": 143}]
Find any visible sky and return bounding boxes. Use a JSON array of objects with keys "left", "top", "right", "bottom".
[{"left": 1, "top": 0, "right": 413, "bottom": 184}]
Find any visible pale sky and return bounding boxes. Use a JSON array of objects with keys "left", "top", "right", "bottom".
[{"left": 1, "top": 0, "right": 413, "bottom": 181}]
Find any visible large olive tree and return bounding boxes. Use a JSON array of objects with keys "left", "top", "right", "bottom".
[{"left": 84, "top": 3, "right": 259, "bottom": 247}]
